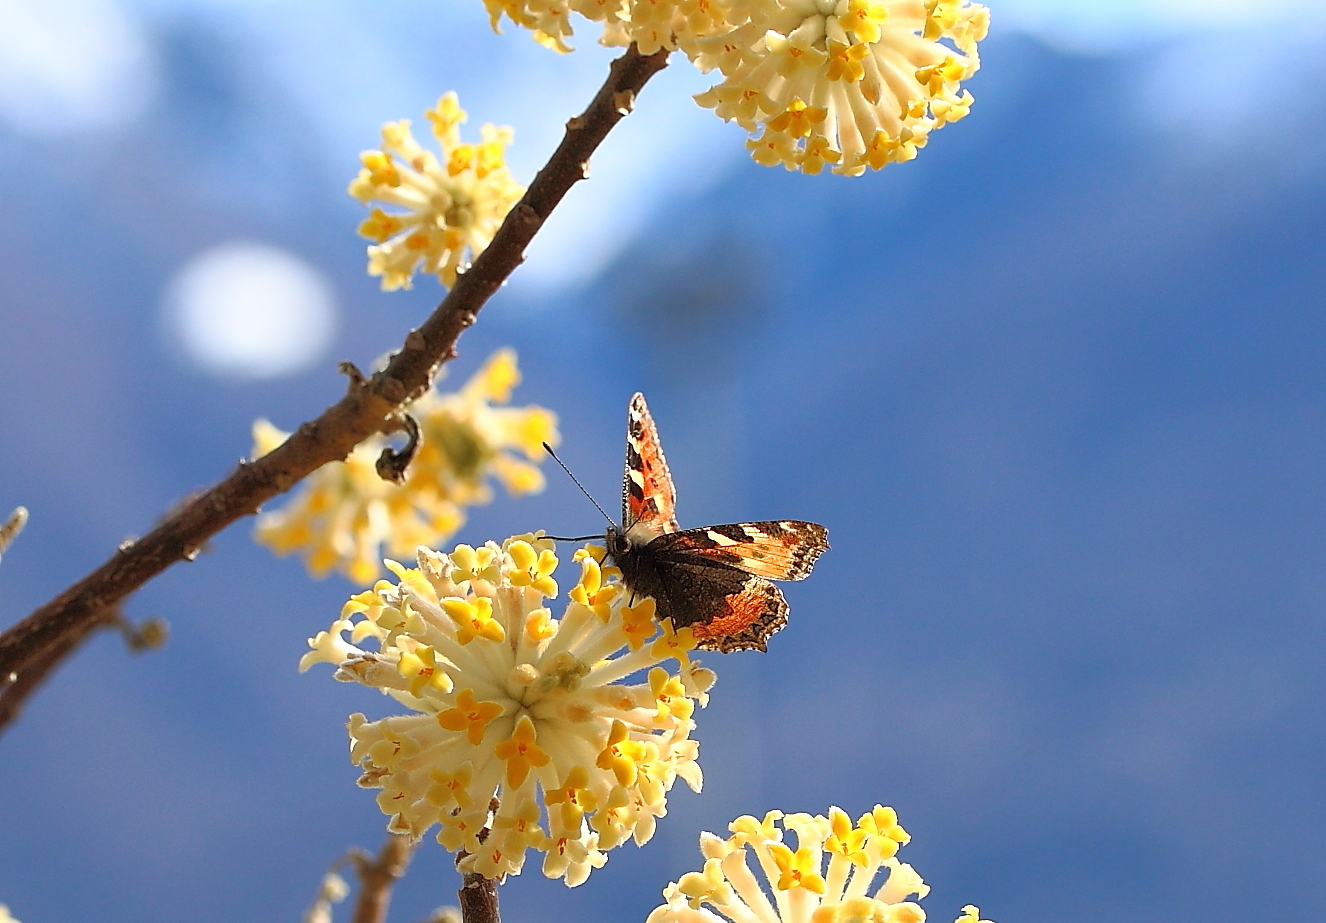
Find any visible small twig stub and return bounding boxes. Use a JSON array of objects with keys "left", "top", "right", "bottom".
[
  {"left": 0, "top": 507, "right": 28, "bottom": 562},
  {"left": 376, "top": 413, "right": 423, "bottom": 484}
]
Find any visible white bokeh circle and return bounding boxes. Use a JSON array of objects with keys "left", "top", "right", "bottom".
[
  {"left": 163, "top": 241, "right": 337, "bottom": 380},
  {"left": 0, "top": 0, "right": 157, "bottom": 136}
]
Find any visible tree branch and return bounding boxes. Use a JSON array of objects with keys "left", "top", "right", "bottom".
[
  {"left": 0, "top": 607, "right": 118, "bottom": 730},
  {"left": 0, "top": 45, "right": 670, "bottom": 696},
  {"left": 0, "top": 607, "right": 168, "bottom": 738},
  {"left": 352, "top": 834, "right": 420, "bottom": 923}
]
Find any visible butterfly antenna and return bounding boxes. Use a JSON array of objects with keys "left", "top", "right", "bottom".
[{"left": 543, "top": 442, "right": 616, "bottom": 528}]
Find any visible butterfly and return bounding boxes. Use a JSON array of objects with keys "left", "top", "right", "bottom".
[{"left": 604, "top": 393, "right": 829, "bottom": 653}]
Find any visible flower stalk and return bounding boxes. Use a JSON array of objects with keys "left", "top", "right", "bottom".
[
  {"left": 351, "top": 834, "right": 420, "bottom": 923},
  {"left": 458, "top": 870, "right": 502, "bottom": 923}
]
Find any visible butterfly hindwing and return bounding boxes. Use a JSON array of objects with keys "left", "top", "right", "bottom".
[
  {"left": 646, "top": 557, "right": 789, "bottom": 654},
  {"left": 622, "top": 392, "right": 679, "bottom": 537},
  {"left": 692, "top": 579, "right": 789, "bottom": 654}
]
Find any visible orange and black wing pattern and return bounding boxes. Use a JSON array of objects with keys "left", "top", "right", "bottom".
[
  {"left": 652, "top": 521, "right": 829, "bottom": 580},
  {"left": 644, "top": 522, "right": 829, "bottom": 652},
  {"left": 622, "top": 392, "right": 679, "bottom": 538},
  {"left": 609, "top": 392, "right": 829, "bottom": 653}
]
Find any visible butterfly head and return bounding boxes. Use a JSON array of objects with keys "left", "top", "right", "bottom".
[{"left": 604, "top": 524, "right": 632, "bottom": 561}]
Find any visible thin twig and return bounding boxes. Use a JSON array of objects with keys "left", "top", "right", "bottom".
[
  {"left": 454, "top": 798, "right": 503, "bottom": 923},
  {"left": 0, "top": 507, "right": 27, "bottom": 562},
  {"left": 352, "top": 834, "right": 420, "bottom": 923},
  {"left": 304, "top": 861, "right": 355, "bottom": 923},
  {"left": 0, "top": 45, "right": 671, "bottom": 707},
  {"left": 457, "top": 872, "right": 501, "bottom": 923}
]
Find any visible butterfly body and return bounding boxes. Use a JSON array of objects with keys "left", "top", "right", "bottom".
[{"left": 605, "top": 393, "right": 828, "bottom": 653}]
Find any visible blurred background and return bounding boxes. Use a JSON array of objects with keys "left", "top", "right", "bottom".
[{"left": 2, "top": 0, "right": 1325, "bottom": 921}]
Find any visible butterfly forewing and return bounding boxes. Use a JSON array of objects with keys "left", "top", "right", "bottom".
[
  {"left": 622, "top": 392, "right": 679, "bottom": 538},
  {"left": 649, "top": 521, "right": 829, "bottom": 581}
]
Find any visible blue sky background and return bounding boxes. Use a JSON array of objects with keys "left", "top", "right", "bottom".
[{"left": 2, "top": 2, "right": 1324, "bottom": 922}]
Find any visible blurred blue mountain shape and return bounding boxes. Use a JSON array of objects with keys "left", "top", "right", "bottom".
[{"left": 1, "top": 18, "right": 1324, "bottom": 923}]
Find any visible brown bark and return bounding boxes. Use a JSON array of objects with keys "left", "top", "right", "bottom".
[
  {"left": 0, "top": 608, "right": 116, "bottom": 730},
  {"left": 457, "top": 872, "right": 501, "bottom": 923},
  {"left": 351, "top": 834, "right": 420, "bottom": 923},
  {"left": 0, "top": 45, "right": 671, "bottom": 717}
]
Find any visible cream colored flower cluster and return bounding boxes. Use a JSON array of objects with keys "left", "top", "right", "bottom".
[
  {"left": 647, "top": 806, "right": 991, "bottom": 923},
  {"left": 694, "top": 0, "right": 989, "bottom": 174},
  {"left": 478, "top": 0, "right": 987, "bottom": 175},
  {"left": 350, "top": 92, "right": 525, "bottom": 290},
  {"left": 253, "top": 349, "right": 557, "bottom": 584},
  {"left": 300, "top": 535, "right": 717, "bottom": 886},
  {"left": 482, "top": 0, "right": 725, "bottom": 54}
]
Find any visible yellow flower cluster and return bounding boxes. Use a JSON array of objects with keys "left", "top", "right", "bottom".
[
  {"left": 482, "top": 0, "right": 725, "bottom": 54},
  {"left": 350, "top": 92, "right": 525, "bottom": 290},
  {"left": 253, "top": 350, "right": 557, "bottom": 583},
  {"left": 300, "top": 535, "right": 717, "bottom": 886},
  {"left": 647, "top": 806, "right": 989, "bottom": 923},
  {"left": 693, "top": 0, "right": 989, "bottom": 174},
  {"left": 482, "top": 0, "right": 626, "bottom": 53},
  {"left": 472, "top": 0, "right": 986, "bottom": 175}
]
